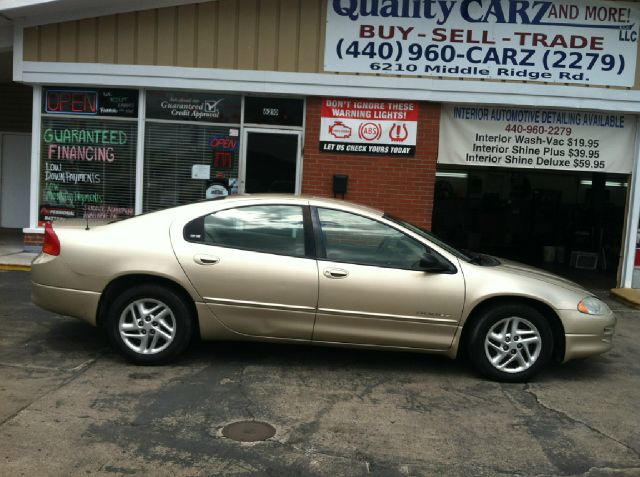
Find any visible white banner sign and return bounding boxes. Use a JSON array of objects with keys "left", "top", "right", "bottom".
[
  {"left": 320, "top": 98, "right": 418, "bottom": 156},
  {"left": 438, "top": 105, "right": 636, "bottom": 173},
  {"left": 325, "top": 0, "right": 639, "bottom": 86}
]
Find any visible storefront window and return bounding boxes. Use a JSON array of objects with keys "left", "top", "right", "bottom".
[
  {"left": 143, "top": 90, "right": 242, "bottom": 212},
  {"left": 39, "top": 87, "right": 138, "bottom": 223}
]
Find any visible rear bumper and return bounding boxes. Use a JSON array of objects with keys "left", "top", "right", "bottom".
[
  {"left": 557, "top": 309, "right": 616, "bottom": 362},
  {"left": 32, "top": 281, "right": 101, "bottom": 326}
]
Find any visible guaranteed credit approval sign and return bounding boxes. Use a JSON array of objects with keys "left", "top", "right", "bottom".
[{"left": 324, "top": 0, "right": 639, "bottom": 86}]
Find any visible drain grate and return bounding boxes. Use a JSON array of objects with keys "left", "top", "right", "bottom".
[{"left": 221, "top": 421, "right": 276, "bottom": 442}]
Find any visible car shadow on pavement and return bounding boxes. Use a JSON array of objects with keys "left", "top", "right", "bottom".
[{"left": 182, "top": 339, "right": 475, "bottom": 379}]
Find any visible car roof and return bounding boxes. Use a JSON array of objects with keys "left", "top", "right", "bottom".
[{"left": 185, "top": 194, "right": 384, "bottom": 217}]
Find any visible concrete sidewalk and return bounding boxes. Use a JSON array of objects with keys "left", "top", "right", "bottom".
[
  {"left": 0, "top": 229, "right": 38, "bottom": 271},
  {"left": 611, "top": 288, "right": 640, "bottom": 309}
]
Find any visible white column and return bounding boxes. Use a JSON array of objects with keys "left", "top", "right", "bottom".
[
  {"left": 620, "top": 120, "right": 640, "bottom": 288},
  {"left": 134, "top": 89, "right": 146, "bottom": 215},
  {"left": 24, "top": 85, "right": 42, "bottom": 233}
]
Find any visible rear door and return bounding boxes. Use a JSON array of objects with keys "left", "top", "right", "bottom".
[
  {"left": 171, "top": 202, "right": 318, "bottom": 340},
  {"left": 312, "top": 207, "right": 465, "bottom": 350}
]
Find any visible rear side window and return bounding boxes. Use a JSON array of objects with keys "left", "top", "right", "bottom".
[{"left": 184, "top": 205, "right": 306, "bottom": 257}]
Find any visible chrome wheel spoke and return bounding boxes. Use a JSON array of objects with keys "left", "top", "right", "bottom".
[
  {"left": 149, "top": 332, "right": 161, "bottom": 350},
  {"left": 519, "top": 335, "right": 540, "bottom": 344},
  {"left": 156, "top": 328, "right": 173, "bottom": 341},
  {"left": 487, "top": 341, "right": 503, "bottom": 352},
  {"left": 490, "top": 350, "right": 508, "bottom": 365},
  {"left": 138, "top": 333, "right": 150, "bottom": 353},
  {"left": 496, "top": 353, "right": 517, "bottom": 369},
  {"left": 489, "top": 331, "right": 503, "bottom": 342},
  {"left": 135, "top": 302, "right": 147, "bottom": 319},
  {"left": 157, "top": 317, "right": 174, "bottom": 334},
  {"left": 153, "top": 307, "right": 171, "bottom": 321},
  {"left": 510, "top": 317, "right": 521, "bottom": 335},
  {"left": 515, "top": 350, "right": 528, "bottom": 367},
  {"left": 120, "top": 322, "right": 138, "bottom": 331}
]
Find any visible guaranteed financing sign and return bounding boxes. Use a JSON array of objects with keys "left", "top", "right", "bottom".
[
  {"left": 325, "top": 0, "right": 639, "bottom": 86},
  {"left": 320, "top": 98, "right": 418, "bottom": 156},
  {"left": 438, "top": 105, "right": 636, "bottom": 173}
]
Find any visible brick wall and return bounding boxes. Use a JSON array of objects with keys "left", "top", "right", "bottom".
[
  {"left": 24, "top": 233, "right": 44, "bottom": 247},
  {"left": 302, "top": 97, "right": 439, "bottom": 229}
]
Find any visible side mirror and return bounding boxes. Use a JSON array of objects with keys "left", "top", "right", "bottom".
[{"left": 419, "top": 253, "right": 457, "bottom": 274}]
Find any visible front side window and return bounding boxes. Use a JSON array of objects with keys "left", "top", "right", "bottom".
[
  {"left": 186, "top": 205, "right": 306, "bottom": 257},
  {"left": 317, "top": 208, "right": 426, "bottom": 269}
]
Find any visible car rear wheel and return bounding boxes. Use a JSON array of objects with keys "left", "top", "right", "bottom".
[
  {"left": 466, "top": 303, "right": 553, "bottom": 382},
  {"left": 107, "top": 285, "right": 193, "bottom": 364}
]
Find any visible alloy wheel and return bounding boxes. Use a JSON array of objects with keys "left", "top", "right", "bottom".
[
  {"left": 118, "top": 298, "right": 177, "bottom": 355},
  {"left": 484, "top": 316, "right": 542, "bottom": 374}
]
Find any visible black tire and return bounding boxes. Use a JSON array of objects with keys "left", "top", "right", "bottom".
[
  {"left": 107, "top": 284, "right": 194, "bottom": 365},
  {"left": 466, "top": 303, "right": 553, "bottom": 382}
]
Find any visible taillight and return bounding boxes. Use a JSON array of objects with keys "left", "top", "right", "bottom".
[{"left": 43, "top": 222, "right": 60, "bottom": 256}]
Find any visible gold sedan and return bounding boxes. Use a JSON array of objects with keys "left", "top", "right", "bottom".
[{"left": 31, "top": 195, "right": 616, "bottom": 381}]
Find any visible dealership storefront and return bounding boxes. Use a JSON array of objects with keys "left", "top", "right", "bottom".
[{"left": 4, "top": 0, "right": 640, "bottom": 288}]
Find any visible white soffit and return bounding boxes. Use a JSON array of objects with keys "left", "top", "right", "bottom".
[
  {"left": 20, "top": 60, "right": 640, "bottom": 113},
  {"left": 0, "top": 0, "right": 214, "bottom": 27}
]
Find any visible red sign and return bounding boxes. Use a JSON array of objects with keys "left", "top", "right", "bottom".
[
  {"left": 45, "top": 90, "right": 98, "bottom": 115},
  {"left": 320, "top": 97, "right": 418, "bottom": 156}
]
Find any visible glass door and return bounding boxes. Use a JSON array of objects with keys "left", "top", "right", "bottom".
[{"left": 239, "top": 129, "right": 302, "bottom": 194}]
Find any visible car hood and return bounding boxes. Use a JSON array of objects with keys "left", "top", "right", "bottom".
[{"left": 494, "top": 258, "right": 589, "bottom": 294}]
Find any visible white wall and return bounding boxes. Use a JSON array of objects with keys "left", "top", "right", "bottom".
[{"left": 0, "top": 133, "right": 31, "bottom": 228}]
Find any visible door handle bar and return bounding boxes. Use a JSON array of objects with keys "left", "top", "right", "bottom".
[
  {"left": 194, "top": 254, "right": 220, "bottom": 265},
  {"left": 323, "top": 268, "right": 349, "bottom": 279}
]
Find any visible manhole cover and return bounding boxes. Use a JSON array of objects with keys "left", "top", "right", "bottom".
[{"left": 221, "top": 421, "right": 276, "bottom": 442}]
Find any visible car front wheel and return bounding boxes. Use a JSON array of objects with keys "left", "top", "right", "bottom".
[
  {"left": 107, "top": 284, "right": 193, "bottom": 365},
  {"left": 467, "top": 303, "right": 553, "bottom": 382}
]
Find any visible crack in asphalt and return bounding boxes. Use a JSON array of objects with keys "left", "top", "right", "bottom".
[
  {"left": 523, "top": 383, "right": 640, "bottom": 459},
  {"left": 583, "top": 466, "right": 640, "bottom": 476},
  {"left": 0, "top": 352, "right": 104, "bottom": 427}
]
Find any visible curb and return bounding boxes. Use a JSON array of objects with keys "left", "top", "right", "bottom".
[
  {"left": 0, "top": 264, "right": 31, "bottom": 271},
  {"left": 610, "top": 288, "right": 640, "bottom": 310}
]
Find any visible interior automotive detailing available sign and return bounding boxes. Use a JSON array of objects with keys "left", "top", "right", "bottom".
[
  {"left": 320, "top": 97, "right": 418, "bottom": 156},
  {"left": 325, "top": 0, "right": 639, "bottom": 87},
  {"left": 438, "top": 105, "right": 636, "bottom": 173}
]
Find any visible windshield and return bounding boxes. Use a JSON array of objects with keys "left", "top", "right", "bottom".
[{"left": 384, "top": 214, "right": 475, "bottom": 263}]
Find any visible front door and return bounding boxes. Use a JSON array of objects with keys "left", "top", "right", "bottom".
[
  {"left": 240, "top": 129, "right": 301, "bottom": 194},
  {"left": 311, "top": 207, "right": 465, "bottom": 350}
]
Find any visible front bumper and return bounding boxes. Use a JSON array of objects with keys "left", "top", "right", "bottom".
[
  {"left": 32, "top": 281, "right": 101, "bottom": 326},
  {"left": 557, "top": 309, "right": 616, "bottom": 362}
]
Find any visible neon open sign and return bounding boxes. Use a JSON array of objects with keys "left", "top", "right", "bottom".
[{"left": 45, "top": 90, "right": 99, "bottom": 115}]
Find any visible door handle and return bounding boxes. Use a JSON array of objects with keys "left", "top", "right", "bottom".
[
  {"left": 323, "top": 268, "right": 349, "bottom": 279},
  {"left": 194, "top": 254, "right": 220, "bottom": 265}
]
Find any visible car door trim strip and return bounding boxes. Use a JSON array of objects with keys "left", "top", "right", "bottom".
[
  {"left": 317, "top": 307, "right": 458, "bottom": 324},
  {"left": 204, "top": 297, "right": 316, "bottom": 313}
]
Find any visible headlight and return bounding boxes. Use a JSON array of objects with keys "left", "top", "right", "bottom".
[{"left": 577, "top": 296, "right": 610, "bottom": 315}]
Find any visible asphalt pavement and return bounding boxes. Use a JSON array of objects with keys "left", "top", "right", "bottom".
[{"left": 0, "top": 270, "right": 639, "bottom": 476}]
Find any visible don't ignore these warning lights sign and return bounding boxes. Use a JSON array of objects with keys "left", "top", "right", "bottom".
[{"left": 320, "top": 98, "right": 418, "bottom": 156}]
